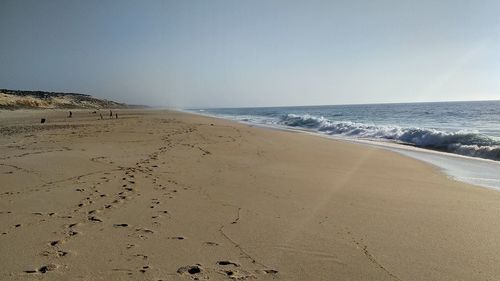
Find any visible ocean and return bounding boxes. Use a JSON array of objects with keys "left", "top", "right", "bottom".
[{"left": 187, "top": 100, "right": 500, "bottom": 189}]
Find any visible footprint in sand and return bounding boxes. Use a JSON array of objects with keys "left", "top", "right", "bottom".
[
  {"left": 217, "top": 261, "right": 240, "bottom": 267},
  {"left": 58, "top": 215, "right": 73, "bottom": 219},
  {"left": 25, "top": 264, "right": 58, "bottom": 274},
  {"left": 222, "top": 269, "right": 255, "bottom": 279},
  {"left": 49, "top": 240, "right": 61, "bottom": 246},
  {"left": 136, "top": 228, "right": 154, "bottom": 234},
  {"left": 168, "top": 236, "right": 184, "bottom": 240},
  {"left": 150, "top": 199, "right": 161, "bottom": 209},
  {"left": 139, "top": 265, "right": 150, "bottom": 273},
  {"left": 88, "top": 216, "right": 103, "bottom": 222},
  {"left": 68, "top": 228, "right": 79, "bottom": 236},
  {"left": 57, "top": 250, "right": 69, "bottom": 257},
  {"left": 134, "top": 253, "right": 148, "bottom": 259},
  {"left": 38, "top": 264, "right": 57, "bottom": 273},
  {"left": 203, "top": 241, "right": 219, "bottom": 246},
  {"left": 41, "top": 249, "right": 68, "bottom": 258},
  {"left": 177, "top": 264, "right": 202, "bottom": 275},
  {"left": 263, "top": 269, "right": 279, "bottom": 275}
]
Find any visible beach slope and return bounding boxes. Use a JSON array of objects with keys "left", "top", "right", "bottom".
[{"left": 1, "top": 110, "right": 500, "bottom": 281}]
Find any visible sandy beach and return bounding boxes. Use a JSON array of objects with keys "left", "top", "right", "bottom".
[{"left": 1, "top": 109, "right": 500, "bottom": 281}]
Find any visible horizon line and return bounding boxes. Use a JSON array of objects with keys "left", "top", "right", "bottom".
[{"left": 182, "top": 98, "right": 500, "bottom": 110}]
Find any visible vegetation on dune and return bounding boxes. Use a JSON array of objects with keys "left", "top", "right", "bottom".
[{"left": 0, "top": 89, "right": 133, "bottom": 109}]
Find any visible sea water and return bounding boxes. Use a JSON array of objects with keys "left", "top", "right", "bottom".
[{"left": 186, "top": 101, "right": 500, "bottom": 189}]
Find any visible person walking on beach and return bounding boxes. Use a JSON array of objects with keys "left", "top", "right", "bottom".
[
  {"left": 68, "top": 111, "right": 72, "bottom": 118},
  {"left": 110, "top": 110, "right": 113, "bottom": 118}
]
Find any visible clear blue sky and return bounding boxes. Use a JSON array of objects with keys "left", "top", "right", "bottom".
[{"left": 1, "top": 0, "right": 499, "bottom": 107}]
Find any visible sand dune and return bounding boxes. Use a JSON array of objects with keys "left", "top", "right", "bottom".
[
  {"left": 0, "top": 89, "right": 132, "bottom": 109},
  {"left": 1, "top": 110, "right": 500, "bottom": 280}
]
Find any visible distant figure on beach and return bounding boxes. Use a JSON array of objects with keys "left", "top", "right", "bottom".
[
  {"left": 40, "top": 118, "right": 46, "bottom": 124},
  {"left": 100, "top": 113, "right": 103, "bottom": 120},
  {"left": 110, "top": 110, "right": 113, "bottom": 118},
  {"left": 115, "top": 113, "right": 118, "bottom": 119},
  {"left": 68, "top": 111, "right": 72, "bottom": 118}
]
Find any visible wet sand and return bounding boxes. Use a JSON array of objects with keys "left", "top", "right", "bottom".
[{"left": 1, "top": 109, "right": 500, "bottom": 281}]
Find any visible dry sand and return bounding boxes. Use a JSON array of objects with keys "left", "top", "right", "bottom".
[{"left": 1, "top": 109, "right": 500, "bottom": 281}]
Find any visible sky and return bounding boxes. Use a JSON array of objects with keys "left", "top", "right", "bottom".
[{"left": 1, "top": 0, "right": 499, "bottom": 108}]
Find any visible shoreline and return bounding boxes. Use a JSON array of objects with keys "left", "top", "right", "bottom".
[
  {"left": 2, "top": 109, "right": 500, "bottom": 280},
  {"left": 183, "top": 109, "right": 500, "bottom": 190}
]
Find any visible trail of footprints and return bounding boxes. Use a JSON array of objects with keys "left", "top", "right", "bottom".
[
  {"left": 19, "top": 126, "right": 192, "bottom": 276},
  {"left": 176, "top": 261, "right": 279, "bottom": 280},
  {"left": 18, "top": 146, "right": 172, "bottom": 275},
  {"left": 12, "top": 123, "right": 279, "bottom": 279}
]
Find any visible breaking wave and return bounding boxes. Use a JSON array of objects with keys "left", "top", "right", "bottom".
[{"left": 280, "top": 114, "right": 500, "bottom": 161}]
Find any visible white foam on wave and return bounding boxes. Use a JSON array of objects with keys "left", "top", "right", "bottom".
[{"left": 280, "top": 114, "right": 500, "bottom": 161}]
